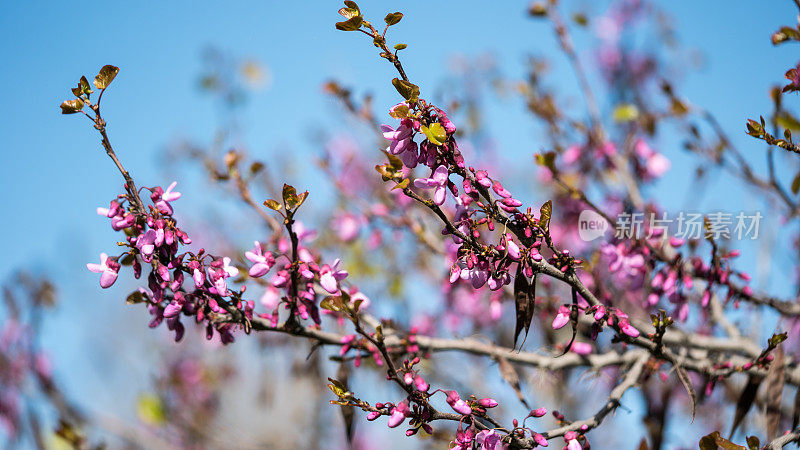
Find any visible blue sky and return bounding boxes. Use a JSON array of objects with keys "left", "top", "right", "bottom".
[{"left": 1, "top": 1, "right": 799, "bottom": 447}]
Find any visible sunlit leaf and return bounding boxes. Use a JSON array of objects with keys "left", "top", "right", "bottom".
[
  {"left": 391, "top": 78, "right": 419, "bottom": 102},
  {"left": 60, "top": 99, "right": 84, "bottom": 114},
  {"left": 335, "top": 16, "right": 363, "bottom": 31},
  {"left": 539, "top": 200, "right": 552, "bottom": 230},
  {"left": 421, "top": 122, "right": 446, "bottom": 145},
  {"left": 264, "top": 199, "right": 283, "bottom": 211},
  {"left": 93, "top": 65, "right": 119, "bottom": 89},
  {"left": 385, "top": 12, "right": 403, "bottom": 26},
  {"left": 612, "top": 103, "right": 639, "bottom": 123},
  {"left": 320, "top": 296, "right": 344, "bottom": 312},
  {"left": 136, "top": 394, "right": 166, "bottom": 426}
]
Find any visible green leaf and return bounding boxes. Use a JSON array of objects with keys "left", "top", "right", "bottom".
[
  {"left": 335, "top": 16, "right": 363, "bottom": 31},
  {"left": 79, "top": 76, "right": 93, "bottom": 95},
  {"left": 126, "top": 290, "right": 145, "bottom": 305},
  {"left": 392, "top": 178, "right": 409, "bottom": 190},
  {"left": 421, "top": 123, "right": 446, "bottom": 145},
  {"left": 384, "top": 12, "right": 403, "bottom": 26},
  {"left": 343, "top": 0, "right": 359, "bottom": 11},
  {"left": 320, "top": 296, "right": 344, "bottom": 312},
  {"left": 394, "top": 43, "right": 407, "bottom": 50},
  {"left": 282, "top": 183, "right": 297, "bottom": 206},
  {"left": 136, "top": 394, "right": 166, "bottom": 426},
  {"left": 60, "top": 99, "right": 84, "bottom": 114},
  {"left": 338, "top": 7, "right": 359, "bottom": 19},
  {"left": 93, "top": 65, "right": 119, "bottom": 89},
  {"left": 391, "top": 78, "right": 419, "bottom": 102},
  {"left": 389, "top": 103, "right": 409, "bottom": 119},
  {"left": 612, "top": 103, "right": 639, "bottom": 123},
  {"left": 263, "top": 199, "right": 282, "bottom": 211},
  {"left": 250, "top": 162, "right": 264, "bottom": 174},
  {"left": 777, "top": 112, "right": 800, "bottom": 132},
  {"left": 791, "top": 172, "right": 800, "bottom": 195},
  {"left": 535, "top": 151, "right": 556, "bottom": 172},
  {"left": 572, "top": 13, "right": 588, "bottom": 26},
  {"left": 294, "top": 191, "right": 309, "bottom": 209},
  {"left": 769, "top": 332, "right": 788, "bottom": 347}
]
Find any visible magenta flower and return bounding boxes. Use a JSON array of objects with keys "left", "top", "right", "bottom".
[
  {"left": 450, "top": 428, "right": 475, "bottom": 450},
  {"left": 570, "top": 341, "right": 593, "bottom": 355},
  {"left": 319, "top": 259, "right": 348, "bottom": 294},
  {"left": 530, "top": 407, "right": 547, "bottom": 417},
  {"left": 151, "top": 181, "right": 182, "bottom": 215},
  {"left": 505, "top": 237, "right": 521, "bottom": 260},
  {"left": 446, "top": 391, "right": 473, "bottom": 415},
  {"left": 387, "top": 401, "right": 409, "bottom": 428},
  {"left": 414, "top": 375, "right": 429, "bottom": 392},
  {"left": 332, "top": 213, "right": 363, "bottom": 242},
  {"left": 564, "top": 432, "right": 582, "bottom": 450},
  {"left": 87, "top": 253, "right": 120, "bottom": 288},
  {"left": 552, "top": 305, "right": 571, "bottom": 329},
  {"left": 136, "top": 229, "right": 158, "bottom": 262},
  {"left": 381, "top": 123, "right": 413, "bottom": 155},
  {"left": 619, "top": 320, "right": 640, "bottom": 337},
  {"left": 475, "top": 430, "right": 508, "bottom": 450},
  {"left": 245, "top": 241, "right": 275, "bottom": 277},
  {"left": 414, "top": 165, "right": 449, "bottom": 206},
  {"left": 221, "top": 257, "right": 239, "bottom": 278},
  {"left": 478, "top": 398, "right": 498, "bottom": 408},
  {"left": 260, "top": 286, "right": 281, "bottom": 310}
]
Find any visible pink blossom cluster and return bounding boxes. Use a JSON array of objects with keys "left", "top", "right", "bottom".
[{"left": 88, "top": 181, "right": 366, "bottom": 345}]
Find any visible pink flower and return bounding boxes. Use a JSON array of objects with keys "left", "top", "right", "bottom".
[
  {"left": 506, "top": 237, "right": 521, "bottom": 260},
  {"left": 530, "top": 407, "right": 547, "bottom": 417},
  {"left": 245, "top": 241, "right": 275, "bottom": 277},
  {"left": 414, "top": 165, "right": 449, "bottom": 206},
  {"left": 619, "top": 320, "right": 640, "bottom": 337},
  {"left": 381, "top": 123, "right": 413, "bottom": 155},
  {"left": 570, "top": 341, "right": 593, "bottom": 355},
  {"left": 645, "top": 152, "right": 671, "bottom": 178},
  {"left": 475, "top": 430, "right": 508, "bottom": 450},
  {"left": 153, "top": 181, "right": 181, "bottom": 215},
  {"left": 221, "top": 257, "right": 239, "bottom": 278},
  {"left": 87, "top": 253, "right": 120, "bottom": 288},
  {"left": 332, "top": 213, "right": 363, "bottom": 242},
  {"left": 136, "top": 229, "right": 158, "bottom": 262},
  {"left": 533, "top": 433, "right": 549, "bottom": 447},
  {"left": 319, "top": 259, "right": 348, "bottom": 294},
  {"left": 414, "top": 375, "right": 429, "bottom": 392},
  {"left": 446, "top": 391, "right": 473, "bottom": 415},
  {"left": 260, "top": 286, "right": 281, "bottom": 310},
  {"left": 478, "top": 398, "right": 498, "bottom": 408},
  {"left": 387, "top": 401, "right": 409, "bottom": 428},
  {"left": 564, "top": 432, "right": 582, "bottom": 450},
  {"left": 552, "top": 305, "right": 571, "bottom": 330},
  {"left": 492, "top": 181, "right": 512, "bottom": 198},
  {"left": 450, "top": 428, "right": 475, "bottom": 450}
]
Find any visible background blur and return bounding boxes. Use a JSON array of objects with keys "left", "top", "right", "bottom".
[{"left": 1, "top": 1, "right": 799, "bottom": 448}]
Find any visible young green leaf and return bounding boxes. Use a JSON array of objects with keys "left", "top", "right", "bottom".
[
  {"left": 391, "top": 78, "right": 419, "bottom": 102},
  {"left": 385, "top": 12, "right": 403, "bottom": 25}
]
